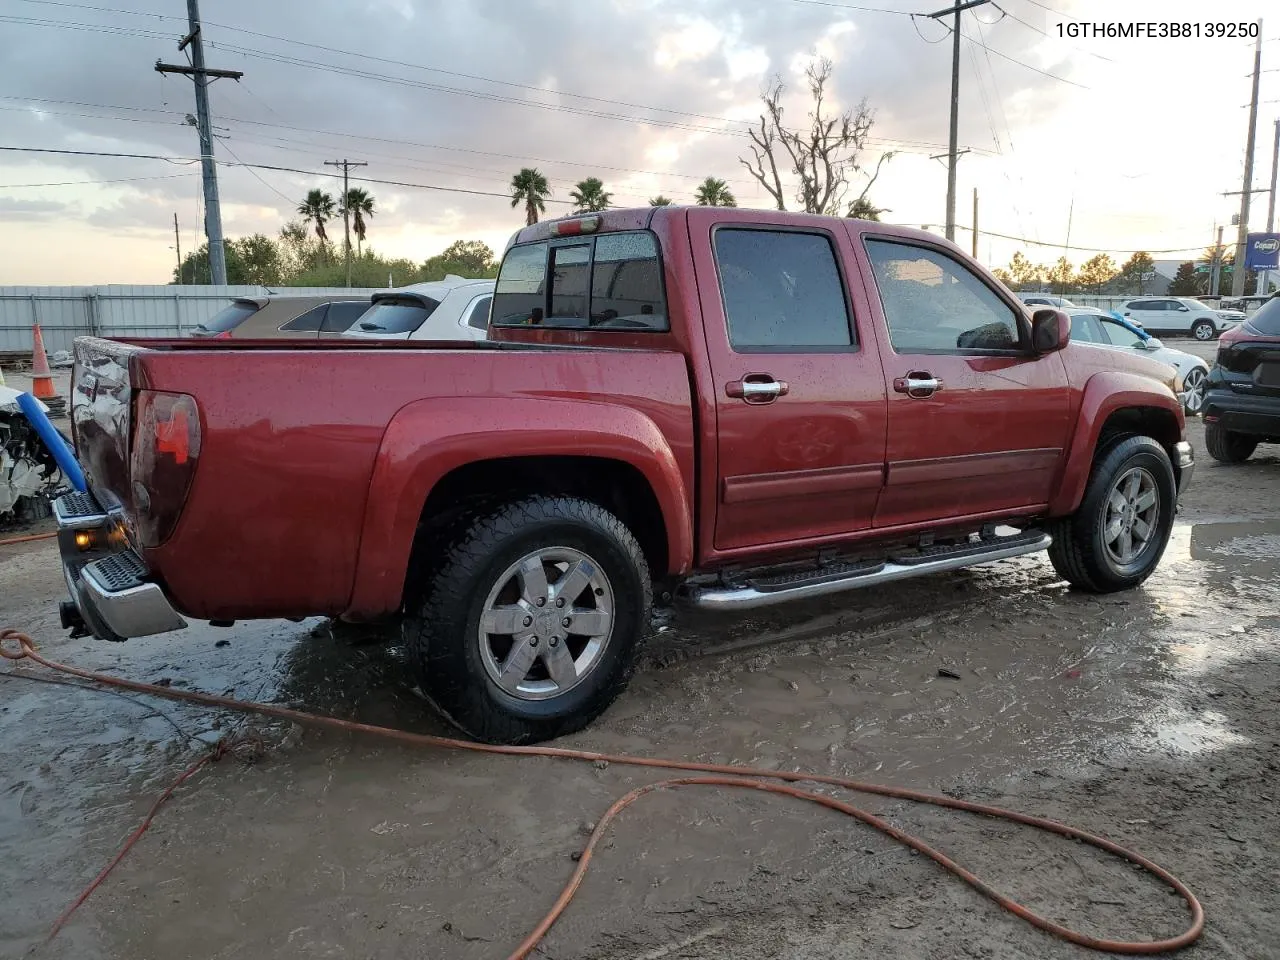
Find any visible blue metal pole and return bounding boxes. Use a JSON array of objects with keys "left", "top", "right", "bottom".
[{"left": 15, "top": 391, "right": 86, "bottom": 493}]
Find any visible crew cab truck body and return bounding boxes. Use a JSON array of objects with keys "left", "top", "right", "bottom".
[{"left": 56, "top": 208, "right": 1194, "bottom": 744}]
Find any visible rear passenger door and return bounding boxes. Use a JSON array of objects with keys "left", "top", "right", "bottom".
[
  {"left": 688, "top": 210, "right": 888, "bottom": 554},
  {"left": 1124, "top": 300, "right": 1163, "bottom": 331}
]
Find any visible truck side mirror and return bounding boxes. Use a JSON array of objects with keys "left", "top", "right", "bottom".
[{"left": 1030, "top": 309, "right": 1070, "bottom": 354}]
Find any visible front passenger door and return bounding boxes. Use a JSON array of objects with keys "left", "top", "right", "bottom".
[{"left": 858, "top": 237, "right": 1072, "bottom": 528}]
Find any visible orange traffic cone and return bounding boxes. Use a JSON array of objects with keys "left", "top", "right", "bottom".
[{"left": 30, "top": 323, "right": 65, "bottom": 416}]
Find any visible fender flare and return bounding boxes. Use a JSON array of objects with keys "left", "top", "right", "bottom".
[
  {"left": 1048, "top": 372, "right": 1184, "bottom": 516},
  {"left": 345, "top": 396, "right": 693, "bottom": 617}
]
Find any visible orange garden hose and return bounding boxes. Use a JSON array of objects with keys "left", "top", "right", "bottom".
[
  {"left": 0, "top": 531, "right": 57, "bottom": 546},
  {"left": 0, "top": 628, "right": 1204, "bottom": 958}
]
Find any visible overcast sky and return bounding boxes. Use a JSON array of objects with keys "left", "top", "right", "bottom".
[{"left": 0, "top": 0, "right": 1276, "bottom": 284}]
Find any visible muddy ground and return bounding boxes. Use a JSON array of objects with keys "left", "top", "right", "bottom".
[{"left": 2, "top": 405, "right": 1278, "bottom": 959}]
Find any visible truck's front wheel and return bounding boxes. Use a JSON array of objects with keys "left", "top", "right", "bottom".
[
  {"left": 405, "top": 496, "right": 651, "bottom": 744},
  {"left": 1048, "top": 435, "right": 1176, "bottom": 593}
]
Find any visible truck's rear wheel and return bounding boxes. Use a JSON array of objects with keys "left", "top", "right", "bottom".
[
  {"left": 1048, "top": 436, "right": 1176, "bottom": 593},
  {"left": 405, "top": 496, "right": 651, "bottom": 744}
]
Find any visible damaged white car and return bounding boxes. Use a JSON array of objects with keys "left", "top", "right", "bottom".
[{"left": 0, "top": 386, "right": 66, "bottom": 521}]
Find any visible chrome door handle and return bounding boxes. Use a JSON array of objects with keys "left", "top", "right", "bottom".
[
  {"left": 894, "top": 374, "right": 941, "bottom": 398},
  {"left": 726, "top": 376, "right": 789, "bottom": 404}
]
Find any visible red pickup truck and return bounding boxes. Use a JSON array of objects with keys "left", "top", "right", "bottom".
[{"left": 55, "top": 208, "right": 1193, "bottom": 743}]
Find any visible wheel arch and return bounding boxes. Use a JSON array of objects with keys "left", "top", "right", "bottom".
[
  {"left": 1050, "top": 373, "right": 1185, "bottom": 516},
  {"left": 345, "top": 397, "right": 693, "bottom": 619}
]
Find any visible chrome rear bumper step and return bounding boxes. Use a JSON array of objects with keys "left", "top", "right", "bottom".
[
  {"left": 53, "top": 490, "right": 109, "bottom": 530},
  {"left": 54, "top": 491, "right": 187, "bottom": 640},
  {"left": 690, "top": 531, "right": 1052, "bottom": 611}
]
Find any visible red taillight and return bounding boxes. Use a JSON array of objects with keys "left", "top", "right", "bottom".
[
  {"left": 130, "top": 390, "right": 201, "bottom": 546},
  {"left": 214, "top": 330, "right": 232, "bottom": 339}
]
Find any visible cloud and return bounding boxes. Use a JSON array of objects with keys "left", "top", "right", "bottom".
[
  {"left": 5, "top": 0, "right": 1265, "bottom": 283},
  {"left": 0, "top": 197, "right": 74, "bottom": 220}
]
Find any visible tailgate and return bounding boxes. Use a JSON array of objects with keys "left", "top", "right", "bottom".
[
  {"left": 70, "top": 337, "right": 142, "bottom": 514},
  {"left": 1218, "top": 337, "right": 1280, "bottom": 398}
]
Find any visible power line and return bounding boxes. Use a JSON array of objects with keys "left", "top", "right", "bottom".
[
  {"left": 4, "top": 4, "right": 1008, "bottom": 152},
  {"left": 1018, "top": 0, "right": 1078, "bottom": 20},
  {"left": 991, "top": 2, "right": 1116, "bottom": 63},
  {"left": 0, "top": 145, "right": 199, "bottom": 163},
  {"left": 961, "top": 28, "right": 1088, "bottom": 87},
  {"left": 782, "top": 0, "right": 915, "bottom": 11},
  {"left": 949, "top": 223, "right": 1210, "bottom": 254},
  {"left": 214, "top": 139, "right": 297, "bottom": 205},
  {"left": 0, "top": 172, "right": 194, "bottom": 188}
]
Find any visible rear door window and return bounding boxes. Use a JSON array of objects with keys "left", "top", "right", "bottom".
[
  {"left": 492, "top": 231, "right": 668, "bottom": 331},
  {"left": 322, "top": 301, "right": 370, "bottom": 333},
  {"left": 355, "top": 299, "right": 438, "bottom": 334},
  {"left": 714, "top": 228, "right": 852, "bottom": 349},
  {"left": 199, "top": 301, "right": 259, "bottom": 333},
  {"left": 465, "top": 296, "right": 493, "bottom": 330},
  {"left": 280, "top": 304, "right": 328, "bottom": 332},
  {"left": 1068, "top": 314, "right": 1102, "bottom": 343}
]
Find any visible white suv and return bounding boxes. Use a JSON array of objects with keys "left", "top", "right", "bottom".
[{"left": 1122, "top": 297, "right": 1242, "bottom": 341}]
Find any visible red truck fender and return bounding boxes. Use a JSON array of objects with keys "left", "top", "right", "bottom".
[
  {"left": 345, "top": 396, "right": 694, "bottom": 618},
  {"left": 1048, "top": 372, "right": 1185, "bottom": 517}
]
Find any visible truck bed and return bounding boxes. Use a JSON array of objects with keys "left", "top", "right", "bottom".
[{"left": 71, "top": 336, "right": 696, "bottom": 621}]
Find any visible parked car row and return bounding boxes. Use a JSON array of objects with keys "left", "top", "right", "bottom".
[
  {"left": 194, "top": 276, "right": 496, "bottom": 342},
  {"left": 1018, "top": 295, "right": 1244, "bottom": 341}
]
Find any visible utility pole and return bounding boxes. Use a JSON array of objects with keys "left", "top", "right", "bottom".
[
  {"left": 1211, "top": 225, "right": 1224, "bottom": 297},
  {"left": 325, "top": 159, "right": 368, "bottom": 288},
  {"left": 155, "top": 0, "right": 242, "bottom": 286},
  {"left": 1262, "top": 118, "right": 1279, "bottom": 295},
  {"left": 173, "top": 212, "right": 182, "bottom": 284},
  {"left": 1231, "top": 23, "right": 1263, "bottom": 298},
  {"left": 971, "top": 188, "right": 979, "bottom": 258},
  {"left": 928, "top": 0, "right": 989, "bottom": 242}
]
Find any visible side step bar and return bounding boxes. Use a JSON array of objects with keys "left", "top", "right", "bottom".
[{"left": 689, "top": 531, "right": 1052, "bottom": 611}]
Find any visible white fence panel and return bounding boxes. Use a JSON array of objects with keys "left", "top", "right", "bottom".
[{"left": 0, "top": 285, "right": 382, "bottom": 358}]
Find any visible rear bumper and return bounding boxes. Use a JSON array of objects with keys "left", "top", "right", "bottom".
[
  {"left": 54, "top": 491, "right": 187, "bottom": 641},
  {"left": 1202, "top": 388, "right": 1280, "bottom": 439}
]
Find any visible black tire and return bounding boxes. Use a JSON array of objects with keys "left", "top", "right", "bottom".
[
  {"left": 1191, "top": 319, "right": 1216, "bottom": 341},
  {"left": 405, "top": 496, "right": 651, "bottom": 744},
  {"left": 1204, "top": 422, "right": 1257, "bottom": 463},
  {"left": 1048, "top": 436, "right": 1176, "bottom": 593}
]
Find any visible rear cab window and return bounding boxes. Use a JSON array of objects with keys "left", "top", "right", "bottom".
[{"left": 492, "top": 230, "right": 667, "bottom": 331}]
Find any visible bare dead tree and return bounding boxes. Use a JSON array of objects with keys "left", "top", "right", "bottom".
[{"left": 739, "top": 58, "right": 892, "bottom": 216}]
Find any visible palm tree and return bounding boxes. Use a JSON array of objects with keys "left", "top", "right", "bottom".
[
  {"left": 342, "top": 188, "right": 376, "bottom": 256},
  {"left": 649, "top": 195, "right": 673, "bottom": 206},
  {"left": 694, "top": 177, "right": 736, "bottom": 207},
  {"left": 570, "top": 177, "right": 612, "bottom": 213},
  {"left": 297, "top": 189, "right": 335, "bottom": 252},
  {"left": 510, "top": 168, "right": 551, "bottom": 226}
]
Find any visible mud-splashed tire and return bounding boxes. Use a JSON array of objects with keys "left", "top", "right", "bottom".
[
  {"left": 404, "top": 496, "right": 651, "bottom": 745},
  {"left": 1048, "top": 436, "right": 1176, "bottom": 593}
]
